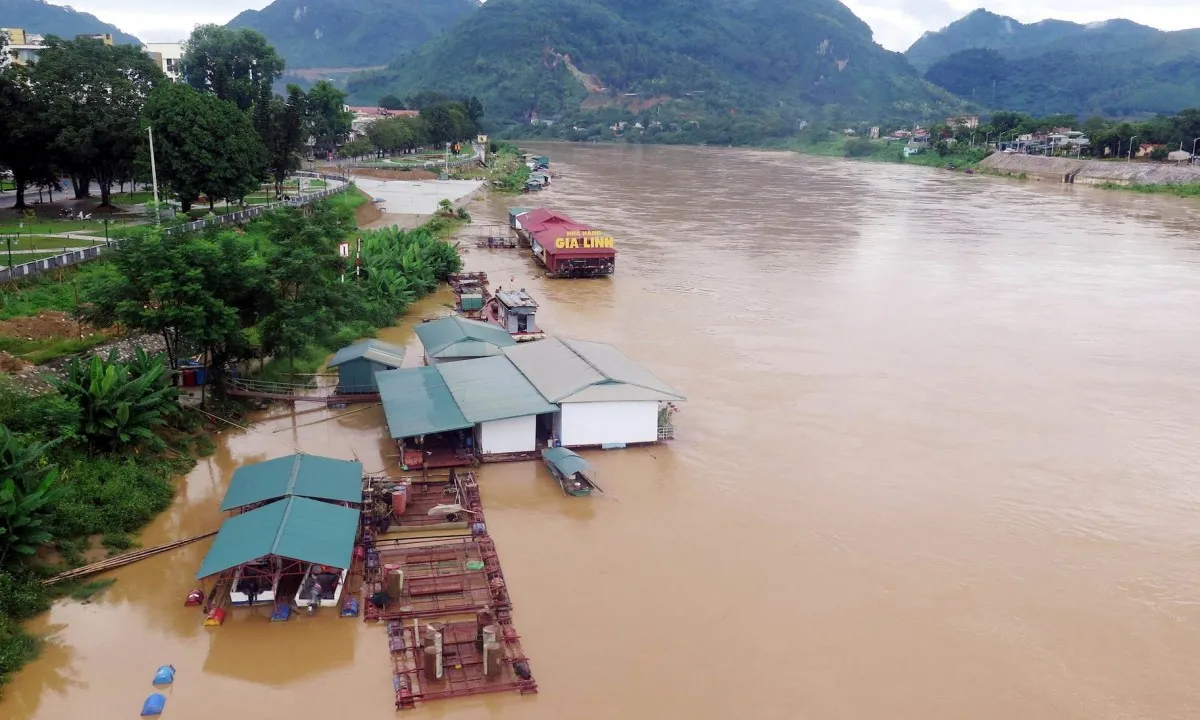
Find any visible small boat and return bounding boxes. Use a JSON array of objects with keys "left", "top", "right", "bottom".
[
  {"left": 295, "top": 564, "right": 348, "bottom": 611},
  {"left": 230, "top": 558, "right": 281, "bottom": 607},
  {"left": 542, "top": 447, "right": 601, "bottom": 496}
]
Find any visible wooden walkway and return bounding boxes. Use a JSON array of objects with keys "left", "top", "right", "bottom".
[
  {"left": 224, "top": 378, "right": 380, "bottom": 406},
  {"left": 44, "top": 530, "right": 218, "bottom": 585}
]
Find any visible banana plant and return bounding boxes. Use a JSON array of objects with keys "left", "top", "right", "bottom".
[
  {"left": 0, "top": 426, "right": 62, "bottom": 570},
  {"left": 52, "top": 352, "right": 179, "bottom": 452}
]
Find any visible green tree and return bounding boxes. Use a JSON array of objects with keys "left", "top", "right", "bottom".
[
  {"left": 179, "top": 25, "right": 284, "bottom": 112},
  {"left": 0, "top": 60, "right": 54, "bottom": 210},
  {"left": 259, "top": 205, "right": 349, "bottom": 367},
  {"left": 77, "top": 228, "right": 272, "bottom": 388},
  {"left": 306, "top": 81, "right": 353, "bottom": 155},
  {"left": 257, "top": 85, "right": 307, "bottom": 195},
  {"left": 52, "top": 352, "right": 178, "bottom": 452},
  {"left": 0, "top": 427, "right": 61, "bottom": 570},
  {"left": 337, "top": 138, "right": 374, "bottom": 158},
  {"left": 32, "top": 36, "right": 164, "bottom": 208},
  {"left": 378, "top": 94, "right": 405, "bottom": 110},
  {"left": 140, "top": 83, "right": 267, "bottom": 212},
  {"left": 420, "top": 101, "right": 475, "bottom": 145}
]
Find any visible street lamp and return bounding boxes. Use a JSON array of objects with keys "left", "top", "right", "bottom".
[
  {"left": 1128, "top": 135, "right": 1137, "bottom": 161},
  {"left": 103, "top": 217, "right": 109, "bottom": 246}
]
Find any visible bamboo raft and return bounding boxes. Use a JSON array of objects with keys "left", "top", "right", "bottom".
[{"left": 43, "top": 530, "right": 218, "bottom": 585}]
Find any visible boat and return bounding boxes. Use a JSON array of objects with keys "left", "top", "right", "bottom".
[
  {"left": 229, "top": 558, "right": 281, "bottom": 607},
  {"left": 542, "top": 447, "right": 601, "bottom": 496},
  {"left": 294, "top": 564, "right": 349, "bottom": 610}
]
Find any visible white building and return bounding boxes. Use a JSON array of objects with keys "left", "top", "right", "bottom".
[
  {"left": 142, "top": 42, "right": 184, "bottom": 81},
  {"left": 502, "top": 337, "right": 685, "bottom": 447}
]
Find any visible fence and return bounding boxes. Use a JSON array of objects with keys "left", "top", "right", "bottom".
[{"left": 0, "top": 172, "right": 351, "bottom": 284}]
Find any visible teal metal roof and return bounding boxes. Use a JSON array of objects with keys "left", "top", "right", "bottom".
[
  {"left": 196, "top": 496, "right": 361, "bottom": 578},
  {"left": 503, "top": 337, "right": 685, "bottom": 403},
  {"left": 376, "top": 366, "right": 473, "bottom": 439},
  {"left": 414, "top": 316, "right": 515, "bottom": 360},
  {"left": 327, "top": 339, "right": 406, "bottom": 368},
  {"left": 543, "top": 447, "right": 591, "bottom": 476},
  {"left": 220, "top": 454, "right": 364, "bottom": 511},
  {"left": 436, "top": 356, "right": 558, "bottom": 423}
]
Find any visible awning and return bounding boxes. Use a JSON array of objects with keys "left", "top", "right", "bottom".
[
  {"left": 196, "top": 496, "right": 360, "bottom": 579},
  {"left": 543, "top": 447, "right": 591, "bottom": 477},
  {"left": 219, "top": 454, "right": 363, "bottom": 512},
  {"left": 376, "top": 366, "right": 473, "bottom": 439}
]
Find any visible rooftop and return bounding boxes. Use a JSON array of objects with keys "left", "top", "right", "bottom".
[
  {"left": 196, "top": 496, "right": 361, "bottom": 578},
  {"left": 326, "top": 338, "right": 406, "bottom": 369},
  {"left": 414, "top": 316, "right": 516, "bottom": 360},
  {"left": 219, "top": 454, "right": 364, "bottom": 512},
  {"left": 502, "top": 337, "right": 684, "bottom": 403},
  {"left": 377, "top": 366, "right": 472, "bottom": 439},
  {"left": 495, "top": 289, "right": 538, "bottom": 309},
  {"left": 436, "top": 355, "right": 557, "bottom": 423}
]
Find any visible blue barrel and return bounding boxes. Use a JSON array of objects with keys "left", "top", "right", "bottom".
[{"left": 194, "top": 367, "right": 207, "bottom": 385}]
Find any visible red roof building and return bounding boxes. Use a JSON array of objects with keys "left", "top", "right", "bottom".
[{"left": 515, "top": 208, "right": 616, "bottom": 279}]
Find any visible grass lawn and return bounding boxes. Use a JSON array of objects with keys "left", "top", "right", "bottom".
[
  {"left": 107, "top": 191, "right": 156, "bottom": 205},
  {"left": 325, "top": 190, "right": 366, "bottom": 212},
  {"left": 0, "top": 219, "right": 111, "bottom": 235},
  {"left": 0, "top": 236, "right": 95, "bottom": 250},
  {"left": 0, "top": 265, "right": 106, "bottom": 319},
  {"left": 306, "top": 179, "right": 327, "bottom": 188},
  {"left": 0, "top": 333, "right": 111, "bottom": 364}
]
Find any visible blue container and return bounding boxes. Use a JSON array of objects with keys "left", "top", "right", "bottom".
[{"left": 194, "top": 367, "right": 207, "bottom": 385}]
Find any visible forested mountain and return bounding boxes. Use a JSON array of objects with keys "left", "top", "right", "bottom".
[
  {"left": 226, "top": 0, "right": 479, "bottom": 69},
  {"left": 0, "top": 0, "right": 141, "bottom": 45},
  {"left": 908, "top": 9, "right": 1200, "bottom": 117},
  {"left": 347, "top": 0, "right": 961, "bottom": 131}
]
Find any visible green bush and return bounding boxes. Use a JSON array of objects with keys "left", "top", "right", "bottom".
[{"left": 48, "top": 457, "right": 177, "bottom": 539}]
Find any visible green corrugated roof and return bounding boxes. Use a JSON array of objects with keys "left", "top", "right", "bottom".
[
  {"left": 327, "top": 339, "right": 406, "bottom": 368},
  {"left": 414, "top": 316, "right": 515, "bottom": 359},
  {"left": 502, "top": 337, "right": 685, "bottom": 403},
  {"left": 436, "top": 355, "right": 557, "bottom": 422},
  {"left": 220, "top": 454, "right": 364, "bottom": 511},
  {"left": 377, "top": 366, "right": 473, "bottom": 439},
  {"left": 543, "top": 447, "right": 591, "bottom": 476},
  {"left": 196, "top": 496, "right": 360, "bottom": 578}
]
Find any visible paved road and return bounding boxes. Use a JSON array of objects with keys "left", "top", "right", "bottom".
[{"left": 354, "top": 177, "right": 484, "bottom": 215}]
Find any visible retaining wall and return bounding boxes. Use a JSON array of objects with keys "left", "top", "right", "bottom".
[{"left": 979, "top": 153, "right": 1200, "bottom": 186}]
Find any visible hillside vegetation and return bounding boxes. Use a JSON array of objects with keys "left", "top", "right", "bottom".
[
  {"left": 226, "top": 0, "right": 479, "bottom": 69},
  {"left": 348, "top": 0, "right": 961, "bottom": 131},
  {"left": 0, "top": 0, "right": 141, "bottom": 44},
  {"left": 908, "top": 10, "right": 1200, "bottom": 117}
]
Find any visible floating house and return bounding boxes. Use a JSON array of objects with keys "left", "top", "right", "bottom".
[
  {"left": 516, "top": 208, "right": 616, "bottom": 278},
  {"left": 502, "top": 337, "right": 684, "bottom": 447},
  {"left": 413, "top": 316, "right": 516, "bottom": 365},
  {"left": 325, "top": 339, "right": 406, "bottom": 395},
  {"left": 484, "top": 289, "right": 542, "bottom": 339},
  {"left": 219, "top": 454, "right": 364, "bottom": 513},
  {"left": 508, "top": 207, "right": 528, "bottom": 230},
  {"left": 377, "top": 335, "right": 684, "bottom": 461}
]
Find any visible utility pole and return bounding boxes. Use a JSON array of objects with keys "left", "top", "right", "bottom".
[
  {"left": 148, "top": 126, "right": 161, "bottom": 225},
  {"left": 1128, "top": 135, "right": 1137, "bottom": 162}
]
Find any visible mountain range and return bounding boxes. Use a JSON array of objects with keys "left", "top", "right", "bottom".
[
  {"left": 226, "top": 0, "right": 479, "bottom": 69},
  {"left": 345, "top": 0, "right": 959, "bottom": 127},
  {"left": 907, "top": 9, "right": 1200, "bottom": 117},
  {"left": 0, "top": 0, "right": 141, "bottom": 45}
]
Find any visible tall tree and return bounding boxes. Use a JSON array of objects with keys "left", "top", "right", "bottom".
[
  {"left": 258, "top": 85, "right": 307, "bottom": 195},
  {"left": 178, "top": 25, "right": 284, "bottom": 112},
  {"left": 305, "top": 80, "right": 353, "bottom": 155},
  {"left": 0, "top": 58, "right": 55, "bottom": 209},
  {"left": 420, "top": 101, "right": 475, "bottom": 145},
  {"left": 78, "top": 228, "right": 273, "bottom": 388},
  {"left": 140, "top": 83, "right": 266, "bottom": 212},
  {"left": 32, "top": 36, "right": 163, "bottom": 208}
]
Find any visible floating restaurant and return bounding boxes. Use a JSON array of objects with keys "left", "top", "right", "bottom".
[{"left": 512, "top": 207, "right": 616, "bottom": 278}]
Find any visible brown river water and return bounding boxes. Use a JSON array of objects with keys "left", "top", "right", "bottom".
[{"left": 5, "top": 144, "right": 1200, "bottom": 719}]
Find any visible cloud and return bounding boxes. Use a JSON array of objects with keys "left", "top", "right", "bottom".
[{"left": 44, "top": 0, "right": 272, "bottom": 42}]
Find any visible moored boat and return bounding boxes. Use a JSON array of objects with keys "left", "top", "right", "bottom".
[
  {"left": 294, "top": 564, "right": 348, "bottom": 610},
  {"left": 542, "top": 447, "right": 601, "bottom": 496},
  {"left": 230, "top": 559, "right": 281, "bottom": 606}
]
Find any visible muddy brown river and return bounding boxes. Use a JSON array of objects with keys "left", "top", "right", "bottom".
[{"left": 5, "top": 144, "right": 1200, "bottom": 719}]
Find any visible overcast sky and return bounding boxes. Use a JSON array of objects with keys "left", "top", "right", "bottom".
[{"left": 44, "top": 0, "right": 1200, "bottom": 53}]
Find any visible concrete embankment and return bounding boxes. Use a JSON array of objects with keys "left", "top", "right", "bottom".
[{"left": 979, "top": 153, "right": 1200, "bottom": 186}]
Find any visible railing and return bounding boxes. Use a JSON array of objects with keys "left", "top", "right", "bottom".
[
  {"left": 224, "top": 376, "right": 379, "bottom": 399},
  {"left": 0, "top": 172, "right": 351, "bottom": 284},
  {"left": 657, "top": 425, "right": 676, "bottom": 441}
]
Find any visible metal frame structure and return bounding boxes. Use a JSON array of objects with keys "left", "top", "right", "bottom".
[{"left": 362, "top": 536, "right": 512, "bottom": 623}]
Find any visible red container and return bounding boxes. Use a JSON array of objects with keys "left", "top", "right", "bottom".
[
  {"left": 181, "top": 369, "right": 196, "bottom": 387},
  {"left": 391, "top": 488, "right": 408, "bottom": 516}
]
